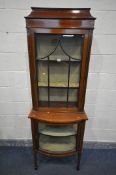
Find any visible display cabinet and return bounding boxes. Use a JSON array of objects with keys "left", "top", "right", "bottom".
[{"left": 25, "top": 7, "right": 96, "bottom": 170}]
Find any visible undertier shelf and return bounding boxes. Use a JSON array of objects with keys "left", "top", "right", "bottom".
[
  {"left": 38, "top": 81, "right": 79, "bottom": 88},
  {"left": 39, "top": 124, "right": 77, "bottom": 136},
  {"left": 39, "top": 135, "right": 76, "bottom": 152}
]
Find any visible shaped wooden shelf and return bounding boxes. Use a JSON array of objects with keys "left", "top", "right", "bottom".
[{"left": 29, "top": 110, "right": 88, "bottom": 124}]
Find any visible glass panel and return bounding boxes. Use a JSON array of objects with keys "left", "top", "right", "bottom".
[
  {"left": 38, "top": 62, "right": 48, "bottom": 87},
  {"left": 61, "top": 35, "right": 83, "bottom": 60},
  {"left": 36, "top": 34, "right": 59, "bottom": 59},
  {"left": 69, "top": 62, "right": 80, "bottom": 88},
  {"left": 49, "top": 88, "right": 67, "bottom": 107},
  {"left": 39, "top": 134, "right": 76, "bottom": 152},
  {"left": 38, "top": 88, "right": 48, "bottom": 107},
  {"left": 36, "top": 34, "right": 83, "bottom": 107},
  {"left": 36, "top": 34, "right": 83, "bottom": 61},
  {"left": 49, "top": 61, "right": 69, "bottom": 87},
  {"left": 69, "top": 89, "right": 78, "bottom": 103},
  {"left": 39, "top": 124, "right": 77, "bottom": 136}
]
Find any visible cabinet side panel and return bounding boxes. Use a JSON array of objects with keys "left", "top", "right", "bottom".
[
  {"left": 27, "top": 29, "right": 38, "bottom": 109},
  {"left": 78, "top": 30, "right": 93, "bottom": 111}
]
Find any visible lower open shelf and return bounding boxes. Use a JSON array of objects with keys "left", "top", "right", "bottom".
[
  {"left": 39, "top": 124, "right": 77, "bottom": 136},
  {"left": 39, "top": 134, "right": 76, "bottom": 152}
]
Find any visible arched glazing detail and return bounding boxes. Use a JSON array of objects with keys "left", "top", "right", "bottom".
[
  {"left": 36, "top": 34, "right": 83, "bottom": 107},
  {"left": 36, "top": 34, "right": 82, "bottom": 60}
]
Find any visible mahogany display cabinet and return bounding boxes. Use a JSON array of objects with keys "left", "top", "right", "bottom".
[{"left": 25, "top": 7, "right": 96, "bottom": 170}]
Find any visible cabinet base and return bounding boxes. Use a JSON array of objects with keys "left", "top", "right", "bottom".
[
  {"left": 33, "top": 150, "right": 82, "bottom": 171},
  {"left": 30, "top": 110, "right": 86, "bottom": 171}
]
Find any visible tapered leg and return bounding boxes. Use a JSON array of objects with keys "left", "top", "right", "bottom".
[
  {"left": 31, "top": 119, "right": 38, "bottom": 170},
  {"left": 33, "top": 150, "right": 38, "bottom": 170},
  {"left": 77, "top": 152, "right": 81, "bottom": 170},
  {"left": 76, "top": 121, "right": 86, "bottom": 170}
]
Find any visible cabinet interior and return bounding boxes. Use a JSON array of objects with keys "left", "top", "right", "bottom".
[
  {"left": 39, "top": 123, "right": 77, "bottom": 152},
  {"left": 36, "top": 34, "right": 83, "bottom": 107}
]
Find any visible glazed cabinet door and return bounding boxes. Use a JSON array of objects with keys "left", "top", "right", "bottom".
[
  {"left": 36, "top": 34, "right": 83, "bottom": 108},
  {"left": 27, "top": 29, "right": 92, "bottom": 111}
]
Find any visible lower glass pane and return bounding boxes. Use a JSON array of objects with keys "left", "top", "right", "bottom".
[
  {"left": 49, "top": 88, "right": 67, "bottom": 107},
  {"left": 69, "top": 89, "right": 78, "bottom": 103},
  {"left": 38, "top": 61, "right": 48, "bottom": 87},
  {"left": 69, "top": 61, "right": 80, "bottom": 87},
  {"left": 39, "top": 135, "right": 76, "bottom": 152},
  {"left": 38, "top": 88, "right": 78, "bottom": 107},
  {"left": 49, "top": 61, "right": 68, "bottom": 87},
  {"left": 38, "top": 87, "right": 48, "bottom": 107}
]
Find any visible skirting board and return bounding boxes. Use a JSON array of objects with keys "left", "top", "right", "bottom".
[{"left": 0, "top": 139, "right": 116, "bottom": 149}]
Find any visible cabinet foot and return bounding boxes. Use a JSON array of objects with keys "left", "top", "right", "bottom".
[
  {"left": 33, "top": 150, "right": 38, "bottom": 170},
  {"left": 34, "top": 166, "right": 38, "bottom": 170},
  {"left": 76, "top": 152, "right": 81, "bottom": 170}
]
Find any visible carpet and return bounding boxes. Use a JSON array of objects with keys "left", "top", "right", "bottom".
[{"left": 0, "top": 147, "right": 116, "bottom": 175}]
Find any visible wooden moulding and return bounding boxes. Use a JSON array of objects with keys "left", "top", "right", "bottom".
[
  {"left": 25, "top": 7, "right": 96, "bottom": 20},
  {"left": 26, "top": 19, "right": 94, "bottom": 29},
  {"left": 25, "top": 8, "right": 96, "bottom": 29},
  {"left": 29, "top": 110, "right": 88, "bottom": 124}
]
